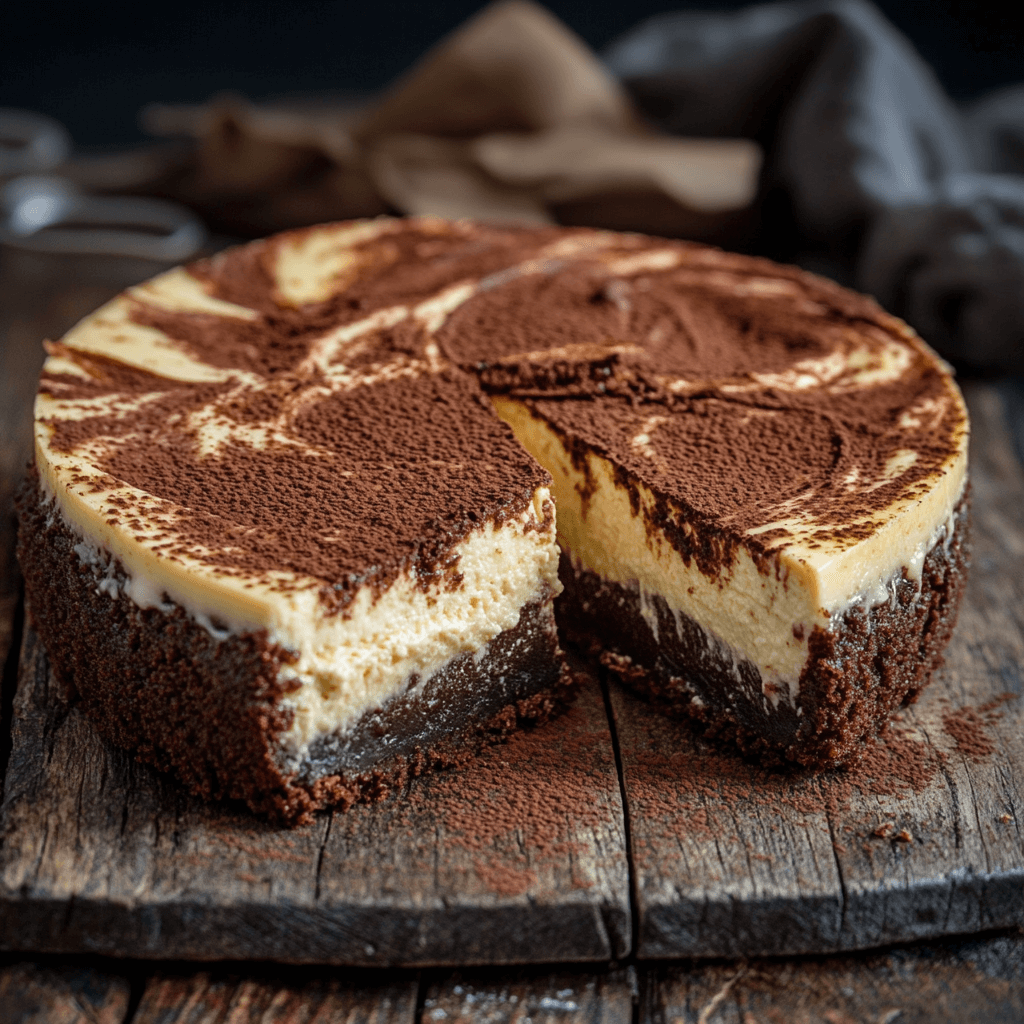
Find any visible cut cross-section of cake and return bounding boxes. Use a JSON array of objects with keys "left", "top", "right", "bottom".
[
  {"left": 436, "top": 241, "right": 969, "bottom": 767},
  {"left": 18, "top": 217, "right": 969, "bottom": 823}
]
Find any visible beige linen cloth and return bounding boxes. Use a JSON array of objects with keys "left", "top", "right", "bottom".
[{"left": 140, "top": 1, "right": 761, "bottom": 239}]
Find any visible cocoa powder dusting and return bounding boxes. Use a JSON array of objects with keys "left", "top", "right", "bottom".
[
  {"left": 436, "top": 230, "right": 964, "bottom": 575},
  {"left": 43, "top": 352, "right": 545, "bottom": 608},
  {"left": 43, "top": 219, "right": 964, "bottom": 603},
  {"left": 391, "top": 700, "right": 616, "bottom": 896},
  {"left": 623, "top": 706, "right": 953, "bottom": 865}
]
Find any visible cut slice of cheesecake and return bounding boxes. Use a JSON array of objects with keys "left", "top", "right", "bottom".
[{"left": 435, "top": 239, "right": 969, "bottom": 767}]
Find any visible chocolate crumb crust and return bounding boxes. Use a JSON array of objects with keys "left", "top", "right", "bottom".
[
  {"left": 559, "top": 495, "right": 969, "bottom": 769},
  {"left": 16, "top": 475, "right": 573, "bottom": 826}
]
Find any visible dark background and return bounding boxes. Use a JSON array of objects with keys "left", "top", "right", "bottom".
[{"left": 2, "top": 0, "right": 1023, "bottom": 150}]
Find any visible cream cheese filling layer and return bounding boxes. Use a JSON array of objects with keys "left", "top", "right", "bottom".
[
  {"left": 274, "top": 505, "right": 560, "bottom": 761},
  {"left": 35, "top": 414, "right": 561, "bottom": 758},
  {"left": 492, "top": 396, "right": 966, "bottom": 701}
]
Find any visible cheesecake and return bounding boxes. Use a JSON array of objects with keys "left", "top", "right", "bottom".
[{"left": 18, "top": 218, "right": 968, "bottom": 822}]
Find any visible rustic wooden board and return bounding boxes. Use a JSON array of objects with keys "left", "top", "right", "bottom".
[
  {"left": 0, "top": 639, "right": 629, "bottom": 966},
  {"left": 643, "top": 931, "right": 1024, "bottom": 1024},
  {"left": 130, "top": 968, "right": 419, "bottom": 1024},
  {"left": 614, "top": 381, "right": 1024, "bottom": 958},
  {"left": 423, "top": 966, "right": 635, "bottom": 1024},
  {"left": 5, "top": 935, "right": 1022, "bottom": 1024}
]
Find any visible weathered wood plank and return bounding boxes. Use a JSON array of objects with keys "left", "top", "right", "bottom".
[
  {"left": 131, "top": 968, "right": 417, "bottom": 1024},
  {"left": 0, "top": 639, "right": 629, "bottom": 966},
  {"left": 643, "top": 931, "right": 1024, "bottom": 1024},
  {"left": 0, "top": 961, "right": 131, "bottom": 1024},
  {"left": 615, "top": 381, "right": 1024, "bottom": 958},
  {"left": 609, "top": 678, "right": 846, "bottom": 958},
  {"left": 829, "top": 382, "right": 1024, "bottom": 950},
  {"left": 423, "top": 967, "right": 634, "bottom": 1024}
]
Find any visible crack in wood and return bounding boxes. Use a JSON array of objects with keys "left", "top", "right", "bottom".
[
  {"left": 695, "top": 965, "right": 746, "bottom": 1024},
  {"left": 314, "top": 809, "right": 333, "bottom": 903},
  {"left": 599, "top": 660, "right": 638, "bottom": 959},
  {"left": 825, "top": 810, "right": 850, "bottom": 944}
]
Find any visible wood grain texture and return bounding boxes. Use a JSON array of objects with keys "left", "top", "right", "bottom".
[
  {"left": 131, "top": 968, "right": 417, "bottom": 1024},
  {"left": 614, "top": 381, "right": 1024, "bottom": 958},
  {"left": 0, "top": 643, "right": 629, "bottom": 966},
  {"left": 643, "top": 931, "right": 1024, "bottom": 1024},
  {"left": 423, "top": 967, "right": 635, "bottom": 1024},
  {"left": 0, "top": 961, "right": 130, "bottom": 1024}
]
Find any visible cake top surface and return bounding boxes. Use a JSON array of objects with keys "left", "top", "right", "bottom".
[{"left": 34, "top": 217, "right": 967, "bottom": 610}]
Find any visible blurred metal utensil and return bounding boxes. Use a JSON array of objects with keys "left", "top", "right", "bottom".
[
  {"left": 0, "top": 175, "right": 206, "bottom": 262},
  {"left": 0, "top": 107, "right": 207, "bottom": 263}
]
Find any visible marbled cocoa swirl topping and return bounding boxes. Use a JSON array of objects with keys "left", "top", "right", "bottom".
[{"left": 35, "top": 217, "right": 966, "bottom": 608}]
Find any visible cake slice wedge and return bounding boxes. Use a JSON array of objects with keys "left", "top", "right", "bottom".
[{"left": 436, "top": 237, "right": 969, "bottom": 767}]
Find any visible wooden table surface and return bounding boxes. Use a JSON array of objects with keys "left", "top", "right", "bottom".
[{"left": 1, "top": 245, "right": 1023, "bottom": 1021}]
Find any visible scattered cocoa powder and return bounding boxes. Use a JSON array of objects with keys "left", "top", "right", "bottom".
[
  {"left": 390, "top": 694, "right": 617, "bottom": 897},
  {"left": 621, "top": 702, "right": 953, "bottom": 863},
  {"left": 472, "top": 858, "right": 538, "bottom": 898},
  {"left": 977, "top": 692, "right": 1017, "bottom": 713},
  {"left": 942, "top": 708, "right": 997, "bottom": 761}
]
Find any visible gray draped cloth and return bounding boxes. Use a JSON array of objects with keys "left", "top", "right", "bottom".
[
  {"left": 604, "top": 0, "right": 1024, "bottom": 373},
  {"left": 127, "top": 0, "right": 1024, "bottom": 371}
]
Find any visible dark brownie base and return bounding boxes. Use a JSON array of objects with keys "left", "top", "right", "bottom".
[
  {"left": 557, "top": 495, "right": 969, "bottom": 769},
  {"left": 16, "top": 476, "right": 573, "bottom": 826}
]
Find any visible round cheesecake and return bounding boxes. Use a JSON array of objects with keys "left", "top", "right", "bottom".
[{"left": 18, "top": 218, "right": 969, "bottom": 820}]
